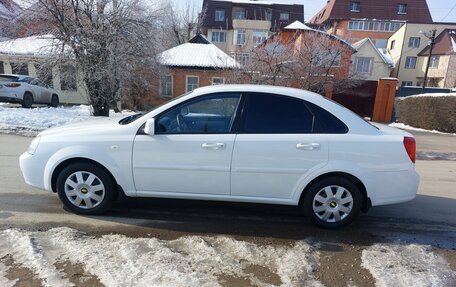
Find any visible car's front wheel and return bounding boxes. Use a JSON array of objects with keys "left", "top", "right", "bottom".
[
  {"left": 56, "top": 163, "right": 116, "bottom": 215},
  {"left": 303, "top": 177, "right": 362, "bottom": 229}
]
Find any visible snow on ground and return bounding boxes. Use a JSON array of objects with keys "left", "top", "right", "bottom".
[
  {"left": 389, "top": 123, "right": 456, "bottom": 136},
  {"left": 0, "top": 105, "right": 133, "bottom": 136},
  {"left": 0, "top": 228, "right": 321, "bottom": 287},
  {"left": 0, "top": 228, "right": 455, "bottom": 287},
  {"left": 362, "top": 243, "right": 455, "bottom": 287},
  {"left": 396, "top": 92, "right": 456, "bottom": 100}
]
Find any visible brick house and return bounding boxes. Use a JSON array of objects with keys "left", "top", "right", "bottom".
[
  {"left": 308, "top": 0, "right": 432, "bottom": 48},
  {"left": 157, "top": 34, "right": 239, "bottom": 100},
  {"left": 253, "top": 21, "right": 355, "bottom": 83}
]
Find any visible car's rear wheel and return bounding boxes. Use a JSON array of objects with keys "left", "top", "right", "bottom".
[
  {"left": 50, "top": 94, "right": 59, "bottom": 107},
  {"left": 56, "top": 163, "right": 116, "bottom": 215},
  {"left": 303, "top": 177, "right": 362, "bottom": 229},
  {"left": 22, "top": 93, "right": 33, "bottom": 108}
]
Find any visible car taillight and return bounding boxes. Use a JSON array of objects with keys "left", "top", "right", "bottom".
[
  {"left": 5, "top": 83, "right": 21, "bottom": 88},
  {"left": 403, "top": 137, "right": 416, "bottom": 163}
]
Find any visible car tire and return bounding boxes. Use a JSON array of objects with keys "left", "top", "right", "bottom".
[
  {"left": 50, "top": 94, "right": 59, "bottom": 107},
  {"left": 56, "top": 163, "right": 116, "bottom": 215},
  {"left": 22, "top": 93, "right": 33, "bottom": 108},
  {"left": 303, "top": 176, "right": 362, "bottom": 229}
]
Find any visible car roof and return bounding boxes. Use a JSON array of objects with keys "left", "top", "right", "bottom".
[
  {"left": 192, "top": 84, "right": 325, "bottom": 102},
  {"left": 0, "top": 74, "right": 33, "bottom": 80}
]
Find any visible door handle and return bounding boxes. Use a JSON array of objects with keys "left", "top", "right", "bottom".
[
  {"left": 296, "top": 143, "right": 321, "bottom": 150},
  {"left": 202, "top": 142, "right": 225, "bottom": 150}
]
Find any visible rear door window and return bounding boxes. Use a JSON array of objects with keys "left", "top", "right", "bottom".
[{"left": 239, "top": 93, "right": 314, "bottom": 133}]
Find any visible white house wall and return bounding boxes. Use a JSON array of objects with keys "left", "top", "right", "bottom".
[{"left": 0, "top": 55, "right": 89, "bottom": 104}]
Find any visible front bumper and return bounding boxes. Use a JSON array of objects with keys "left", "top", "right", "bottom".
[{"left": 19, "top": 152, "right": 48, "bottom": 191}]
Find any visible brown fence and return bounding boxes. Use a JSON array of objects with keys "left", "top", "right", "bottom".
[{"left": 331, "top": 81, "right": 378, "bottom": 118}]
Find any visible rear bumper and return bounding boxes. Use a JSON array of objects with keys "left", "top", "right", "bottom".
[
  {"left": 0, "top": 92, "right": 23, "bottom": 103},
  {"left": 368, "top": 167, "right": 420, "bottom": 206}
]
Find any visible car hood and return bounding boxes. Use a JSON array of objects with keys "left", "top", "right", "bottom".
[{"left": 38, "top": 116, "right": 124, "bottom": 137}]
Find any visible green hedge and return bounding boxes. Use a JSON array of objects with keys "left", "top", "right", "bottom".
[{"left": 395, "top": 95, "right": 456, "bottom": 133}]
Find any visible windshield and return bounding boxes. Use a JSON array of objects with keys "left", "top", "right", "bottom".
[{"left": 118, "top": 91, "right": 193, "bottom": 125}]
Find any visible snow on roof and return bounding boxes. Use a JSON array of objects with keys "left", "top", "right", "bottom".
[
  {"left": 214, "top": 0, "right": 295, "bottom": 5},
  {"left": 159, "top": 39, "right": 239, "bottom": 69},
  {"left": 284, "top": 21, "right": 313, "bottom": 30},
  {"left": 0, "top": 34, "right": 61, "bottom": 56}
]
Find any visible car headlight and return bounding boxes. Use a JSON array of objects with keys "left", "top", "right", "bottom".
[{"left": 27, "top": 136, "right": 41, "bottom": 155}]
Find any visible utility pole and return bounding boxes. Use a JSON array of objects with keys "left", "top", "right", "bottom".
[{"left": 421, "top": 29, "right": 437, "bottom": 94}]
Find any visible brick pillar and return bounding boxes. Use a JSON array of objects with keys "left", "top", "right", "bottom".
[{"left": 372, "top": 78, "right": 398, "bottom": 123}]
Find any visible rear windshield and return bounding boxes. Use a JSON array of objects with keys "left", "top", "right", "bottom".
[{"left": 0, "top": 76, "right": 19, "bottom": 82}]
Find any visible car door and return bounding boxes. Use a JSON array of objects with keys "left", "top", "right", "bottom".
[
  {"left": 37, "top": 80, "right": 51, "bottom": 103},
  {"left": 27, "top": 78, "right": 44, "bottom": 103},
  {"left": 231, "top": 93, "right": 329, "bottom": 200},
  {"left": 132, "top": 93, "right": 241, "bottom": 195}
]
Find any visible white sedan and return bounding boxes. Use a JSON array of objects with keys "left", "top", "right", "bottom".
[
  {"left": 19, "top": 85, "right": 419, "bottom": 228},
  {"left": 0, "top": 74, "right": 59, "bottom": 108}
]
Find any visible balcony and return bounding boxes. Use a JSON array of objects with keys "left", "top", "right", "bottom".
[{"left": 232, "top": 19, "right": 271, "bottom": 30}]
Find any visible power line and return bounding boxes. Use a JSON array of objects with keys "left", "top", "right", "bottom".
[{"left": 440, "top": 2, "right": 456, "bottom": 21}]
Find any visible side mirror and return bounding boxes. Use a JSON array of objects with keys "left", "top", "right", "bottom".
[{"left": 144, "top": 118, "right": 155, "bottom": 135}]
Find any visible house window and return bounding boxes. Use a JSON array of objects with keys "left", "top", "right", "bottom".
[
  {"left": 233, "top": 8, "right": 246, "bottom": 19},
  {"left": 211, "top": 77, "right": 225, "bottom": 85},
  {"left": 279, "top": 13, "right": 289, "bottom": 20},
  {"left": 398, "top": 4, "right": 407, "bottom": 14},
  {"left": 231, "top": 52, "right": 250, "bottom": 67},
  {"left": 0, "top": 61, "right": 4, "bottom": 74},
  {"left": 234, "top": 29, "right": 246, "bottom": 45},
  {"left": 429, "top": 56, "right": 440, "bottom": 68},
  {"left": 404, "top": 56, "right": 417, "bottom": 69},
  {"left": 215, "top": 9, "right": 225, "bottom": 21},
  {"left": 401, "top": 81, "right": 413, "bottom": 86},
  {"left": 252, "top": 30, "right": 268, "bottom": 46},
  {"left": 390, "top": 40, "right": 396, "bottom": 49},
  {"left": 186, "top": 76, "right": 199, "bottom": 92},
  {"left": 408, "top": 37, "right": 420, "bottom": 48},
  {"left": 211, "top": 31, "right": 226, "bottom": 43},
  {"left": 355, "top": 57, "right": 372, "bottom": 74},
  {"left": 350, "top": 2, "right": 361, "bottom": 12},
  {"left": 160, "top": 75, "right": 172, "bottom": 97},
  {"left": 265, "top": 9, "right": 272, "bottom": 21},
  {"left": 11, "top": 63, "right": 29, "bottom": 75},
  {"left": 60, "top": 64, "right": 77, "bottom": 91}
]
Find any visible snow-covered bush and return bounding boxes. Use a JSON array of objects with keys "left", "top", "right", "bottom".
[{"left": 395, "top": 94, "right": 456, "bottom": 133}]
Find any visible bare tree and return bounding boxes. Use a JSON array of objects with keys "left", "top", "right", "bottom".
[
  {"left": 33, "top": 0, "right": 162, "bottom": 116},
  {"left": 226, "top": 30, "right": 358, "bottom": 95},
  {"left": 156, "top": 1, "right": 206, "bottom": 50}
]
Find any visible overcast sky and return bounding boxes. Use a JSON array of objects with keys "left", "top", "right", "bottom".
[{"left": 172, "top": 0, "right": 456, "bottom": 23}]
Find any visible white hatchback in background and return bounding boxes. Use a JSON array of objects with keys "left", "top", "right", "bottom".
[
  {"left": 0, "top": 74, "right": 59, "bottom": 108},
  {"left": 19, "top": 85, "right": 419, "bottom": 228}
]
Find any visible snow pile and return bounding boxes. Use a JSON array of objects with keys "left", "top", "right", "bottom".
[
  {"left": 389, "top": 122, "right": 456, "bottom": 135},
  {"left": 0, "top": 105, "right": 132, "bottom": 136},
  {"left": 0, "top": 227, "right": 321, "bottom": 287},
  {"left": 397, "top": 92, "right": 456, "bottom": 100},
  {"left": 362, "top": 243, "right": 455, "bottom": 287}
]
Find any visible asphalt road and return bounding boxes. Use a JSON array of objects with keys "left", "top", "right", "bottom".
[{"left": 0, "top": 132, "right": 455, "bottom": 287}]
